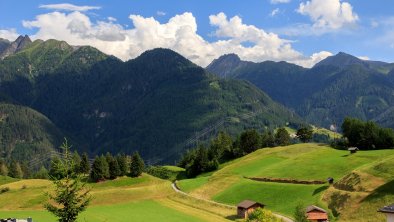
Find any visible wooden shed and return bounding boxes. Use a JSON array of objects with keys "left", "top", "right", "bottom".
[
  {"left": 237, "top": 200, "right": 265, "bottom": 219},
  {"left": 306, "top": 205, "right": 329, "bottom": 222},
  {"left": 378, "top": 204, "right": 394, "bottom": 222},
  {"left": 348, "top": 147, "right": 359, "bottom": 154}
]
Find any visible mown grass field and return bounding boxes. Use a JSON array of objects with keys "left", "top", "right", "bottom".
[
  {"left": 213, "top": 179, "right": 327, "bottom": 216},
  {"left": 177, "top": 143, "right": 394, "bottom": 221},
  {"left": 0, "top": 174, "right": 231, "bottom": 222}
]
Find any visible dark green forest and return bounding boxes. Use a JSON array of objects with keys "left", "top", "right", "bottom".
[
  {"left": 207, "top": 52, "right": 394, "bottom": 128},
  {"left": 0, "top": 36, "right": 302, "bottom": 165}
]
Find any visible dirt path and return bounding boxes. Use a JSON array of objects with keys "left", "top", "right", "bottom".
[{"left": 171, "top": 182, "right": 294, "bottom": 222}]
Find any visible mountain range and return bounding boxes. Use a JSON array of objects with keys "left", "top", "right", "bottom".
[
  {"left": 0, "top": 35, "right": 302, "bottom": 165},
  {"left": 207, "top": 53, "right": 394, "bottom": 128}
]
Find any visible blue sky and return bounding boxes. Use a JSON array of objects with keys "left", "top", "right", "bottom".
[{"left": 0, "top": 0, "right": 393, "bottom": 67}]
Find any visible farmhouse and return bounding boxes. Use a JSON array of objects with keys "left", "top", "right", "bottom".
[
  {"left": 237, "top": 200, "right": 265, "bottom": 218},
  {"left": 348, "top": 147, "right": 359, "bottom": 154},
  {"left": 306, "top": 205, "right": 329, "bottom": 222},
  {"left": 378, "top": 204, "right": 394, "bottom": 222}
]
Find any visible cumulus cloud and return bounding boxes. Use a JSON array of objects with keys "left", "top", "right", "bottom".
[
  {"left": 297, "top": 0, "right": 358, "bottom": 30},
  {"left": 39, "top": 3, "right": 101, "bottom": 12},
  {"left": 22, "top": 11, "right": 329, "bottom": 67},
  {"left": 270, "top": 0, "right": 291, "bottom": 4},
  {"left": 0, "top": 29, "right": 19, "bottom": 41}
]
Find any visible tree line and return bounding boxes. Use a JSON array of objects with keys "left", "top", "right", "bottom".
[
  {"left": 178, "top": 127, "right": 313, "bottom": 178},
  {"left": 341, "top": 117, "right": 394, "bottom": 150},
  {"left": 49, "top": 151, "right": 145, "bottom": 182}
]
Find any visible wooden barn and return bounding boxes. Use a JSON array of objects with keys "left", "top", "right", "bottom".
[
  {"left": 348, "top": 147, "right": 359, "bottom": 154},
  {"left": 237, "top": 200, "right": 265, "bottom": 219},
  {"left": 378, "top": 204, "right": 394, "bottom": 222},
  {"left": 306, "top": 205, "right": 329, "bottom": 222}
]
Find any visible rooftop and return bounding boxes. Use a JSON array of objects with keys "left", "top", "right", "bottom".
[
  {"left": 379, "top": 204, "right": 394, "bottom": 214},
  {"left": 237, "top": 200, "right": 264, "bottom": 209},
  {"left": 306, "top": 205, "right": 327, "bottom": 213}
]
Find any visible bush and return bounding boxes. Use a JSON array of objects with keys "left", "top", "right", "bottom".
[
  {"left": 0, "top": 187, "right": 10, "bottom": 194},
  {"left": 146, "top": 166, "right": 171, "bottom": 179}
]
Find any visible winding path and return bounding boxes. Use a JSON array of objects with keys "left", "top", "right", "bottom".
[{"left": 171, "top": 182, "right": 294, "bottom": 222}]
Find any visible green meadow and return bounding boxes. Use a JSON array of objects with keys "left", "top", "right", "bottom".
[{"left": 177, "top": 143, "right": 394, "bottom": 221}]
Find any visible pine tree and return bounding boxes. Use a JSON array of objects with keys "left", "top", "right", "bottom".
[
  {"left": 130, "top": 152, "right": 144, "bottom": 177},
  {"left": 0, "top": 163, "right": 8, "bottom": 177},
  {"left": 90, "top": 155, "right": 109, "bottom": 181},
  {"left": 117, "top": 154, "right": 128, "bottom": 176},
  {"left": 8, "top": 161, "right": 23, "bottom": 179},
  {"left": 72, "top": 151, "right": 81, "bottom": 173},
  {"left": 109, "top": 158, "right": 121, "bottom": 179},
  {"left": 45, "top": 140, "right": 91, "bottom": 222},
  {"left": 49, "top": 156, "right": 66, "bottom": 180},
  {"left": 34, "top": 166, "right": 49, "bottom": 179},
  {"left": 79, "top": 153, "right": 90, "bottom": 174}
]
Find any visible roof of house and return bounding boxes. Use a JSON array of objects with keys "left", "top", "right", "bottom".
[
  {"left": 237, "top": 200, "right": 264, "bottom": 209},
  {"left": 306, "top": 205, "right": 327, "bottom": 214},
  {"left": 378, "top": 204, "right": 394, "bottom": 214},
  {"left": 307, "top": 212, "right": 329, "bottom": 220},
  {"left": 348, "top": 147, "right": 359, "bottom": 151}
]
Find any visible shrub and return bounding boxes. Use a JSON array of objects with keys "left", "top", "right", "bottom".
[{"left": 0, "top": 187, "right": 10, "bottom": 194}]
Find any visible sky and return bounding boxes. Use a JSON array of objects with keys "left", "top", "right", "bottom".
[{"left": 0, "top": 0, "right": 393, "bottom": 68}]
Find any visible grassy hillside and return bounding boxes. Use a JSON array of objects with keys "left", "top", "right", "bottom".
[
  {"left": 177, "top": 143, "right": 394, "bottom": 221},
  {"left": 0, "top": 174, "right": 232, "bottom": 222}
]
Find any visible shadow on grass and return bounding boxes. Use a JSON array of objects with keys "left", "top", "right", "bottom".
[
  {"left": 313, "top": 185, "right": 329, "bottom": 196},
  {"left": 225, "top": 215, "right": 240, "bottom": 220},
  {"left": 328, "top": 191, "right": 351, "bottom": 217},
  {"left": 341, "top": 154, "right": 350, "bottom": 157},
  {"left": 362, "top": 179, "right": 394, "bottom": 202}
]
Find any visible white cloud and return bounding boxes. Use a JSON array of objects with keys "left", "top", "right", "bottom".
[
  {"left": 22, "top": 11, "right": 329, "bottom": 68},
  {"left": 270, "top": 0, "right": 291, "bottom": 4},
  {"left": 270, "top": 8, "right": 280, "bottom": 17},
  {"left": 108, "top": 17, "right": 117, "bottom": 22},
  {"left": 357, "top": 56, "right": 370, "bottom": 60},
  {"left": 157, "top": 11, "right": 166, "bottom": 16},
  {"left": 39, "top": 3, "right": 100, "bottom": 12},
  {"left": 0, "top": 29, "right": 19, "bottom": 41},
  {"left": 297, "top": 0, "right": 358, "bottom": 30}
]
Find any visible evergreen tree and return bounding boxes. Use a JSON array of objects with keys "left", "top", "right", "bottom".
[
  {"left": 240, "top": 129, "right": 261, "bottom": 154},
  {"left": 275, "top": 127, "right": 291, "bottom": 146},
  {"left": 0, "top": 163, "right": 8, "bottom": 177},
  {"left": 49, "top": 156, "right": 66, "bottom": 180},
  {"left": 294, "top": 202, "right": 308, "bottom": 222},
  {"left": 72, "top": 151, "right": 81, "bottom": 173},
  {"left": 116, "top": 154, "right": 128, "bottom": 176},
  {"left": 8, "top": 161, "right": 23, "bottom": 179},
  {"left": 90, "top": 155, "right": 109, "bottom": 181},
  {"left": 296, "top": 127, "right": 313, "bottom": 143},
  {"left": 79, "top": 153, "right": 90, "bottom": 174},
  {"left": 209, "top": 131, "right": 233, "bottom": 161},
  {"left": 130, "top": 152, "right": 145, "bottom": 177},
  {"left": 45, "top": 140, "right": 91, "bottom": 222},
  {"left": 108, "top": 155, "right": 121, "bottom": 179},
  {"left": 34, "top": 166, "right": 49, "bottom": 179}
]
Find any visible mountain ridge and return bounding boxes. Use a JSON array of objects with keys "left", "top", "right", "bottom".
[{"left": 0, "top": 37, "right": 303, "bottom": 164}]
